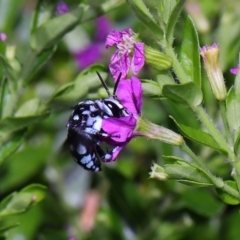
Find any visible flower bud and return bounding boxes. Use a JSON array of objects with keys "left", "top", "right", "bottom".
[
  {"left": 144, "top": 45, "right": 172, "bottom": 71},
  {"left": 200, "top": 43, "right": 227, "bottom": 100},
  {"left": 149, "top": 163, "right": 168, "bottom": 180},
  {"left": 136, "top": 117, "right": 184, "bottom": 146}
]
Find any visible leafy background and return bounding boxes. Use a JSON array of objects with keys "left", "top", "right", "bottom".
[{"left": 1, "top": 0, "right": 240, "bottom": 239}]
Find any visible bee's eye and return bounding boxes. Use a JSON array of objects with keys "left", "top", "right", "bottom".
[{"left": 90, "top": 111, "right": 99, "bottom": 117}]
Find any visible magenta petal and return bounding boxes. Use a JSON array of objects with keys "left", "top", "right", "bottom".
[
  {"left": 74, "top": 43, "right": 103, "bottom": 69},
  {"left": 106, "top": 30, "right": 122, "bottom": 47},
  {"left": 110, "top": 143, "right": 127, "bottom": 161},
  {"left": 102, "top": 116, "right": 136, "bottom": 143},
  {"left": 109, "top": 51, "right": 130, "bottom": 81},
  {"left": 95, "top": 16, "right": 111, "bottom": 42},
  {"left": 117, "top": 76, "right": 143, "bottom": 115},
  {"left": 0, "top": 33, "right": 7, "bottom": 41},
  {"left": 230, "top": 65, "right": 240, "bottom": 75},
  {"left": 131, "top": 43, "right": 145, "bottom": 75},
  {"left": 105, "top": 28, "right": 134, "bottom": 48},
  {"left": 56, "top": 1, "right": 69, "bottom": 15}
]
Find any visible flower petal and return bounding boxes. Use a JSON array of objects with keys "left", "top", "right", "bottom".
[
  {"left": 74, "top": 43, "right": 103, "bottom": 69},
  {"left": 106, "top": 28, "right": 134, "bottom": 48},
  {"left": 106, "top": 30, "right": 122, "bottom": 47},
  {"left": 117, "top": 76, "right": 143, "bottom": 115},
  {"left": 230, "top": 65, "right": 240, "bottom": 75},
  {"left": 95, "top": 16, "right": 111, "bottom": 42},
  {"left": 56, "top": 1, "right": 69, "bottom": 15},
  {"left": 108, "top": 143, "right": 128, "bottom": 161},
  {"left": 131, "top": 43, "right": 145, "bottom": 75},
  {"left": 109, "top": 51, "right": 130, "bottom": 81},
  {"left": 102, "top": 116, "right": 137, "bottom": 143}
]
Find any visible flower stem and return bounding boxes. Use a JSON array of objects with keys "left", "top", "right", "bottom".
[
  {"left": 219, "top": 101, "right": 233, "bottom": 145},
  {"left": 163, "top": 43, "right": 189, "bottom": 84},
  {"left": 180, "top": 143, "right": 224, "bottom": 188},
  {"left": 191, "top": 104, "right": 240, "bottom": 196},
  {"left": 136, "top": 117, "right": 184, "bottom": 146},
  {"left": 181, "top": 143, "right": 240, "bottom": 199}
]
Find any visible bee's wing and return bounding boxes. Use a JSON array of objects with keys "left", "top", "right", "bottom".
[{"left": 67, "top": 129, "right": 101, "bottom": 172}]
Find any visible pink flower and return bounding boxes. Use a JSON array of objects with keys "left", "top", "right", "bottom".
[
  {"left": 0, "top": 33, "right": 7, "bottom": 41},
  {"left": 230, "top": 65, "right": 240, "bottom": 75},
  {"left": 101, "top": 76, "right": 143, "bottom": 161},
  {"left": 74, "top": 16, "right": 111, "bottom": 69},
  {"left": 56, "top": 1, "right": 69, "bottom": 15},
  {"left": 106, "top": 29, "right": 145, "bottom": 81}
]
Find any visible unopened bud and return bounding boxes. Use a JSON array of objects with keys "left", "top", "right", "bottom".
[
  {"left": 200, "top": 43, "right": 227, "bottom": 100},
  {"left": 136, "top": 117, "right": 184, "bottom": 146},
  {"left": 150, "top": 163, "right": 168, "bottom": 180},
  {"left": 144, "top": 45, "right": 172, "bottom": 71}
]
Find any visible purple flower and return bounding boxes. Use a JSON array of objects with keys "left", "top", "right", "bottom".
[
  {"left": 74, "top": 44, "right": 103, "bottom": 69},
  {"left": 74, "top": 16, "right": 111, "bottom": 69},
  {"left": 106, "top": 28, "right": 145, "bottom": 81},
  {"left": 101, "top": 76, "right": 143, "bottom": 161},
  {"left": 0, "top": 32, "right": 7, "bottom": 41},
  {"left": 230, "top": 64, "right": 240, "bottom": 75},
  {"left": 56, "top": 1, "right": 69, "bottom": 16}
]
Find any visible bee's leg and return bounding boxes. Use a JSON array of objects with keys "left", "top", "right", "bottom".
[
  {"left": 84, "top": 127, "right": 120, "bottom": 139},
  {"left": 101, "top": 145, "right": 122, "bottom": 162}
]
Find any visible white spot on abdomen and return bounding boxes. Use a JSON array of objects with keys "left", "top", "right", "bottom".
[
  {"left": 78, "top": 145, "right": 87, "bottom": 154},
  {"left": 81, "top": 154, "right": 91, "bottom": 164},
  {"left": 73, "top": 114, "right": 79, "bottom": 121}
]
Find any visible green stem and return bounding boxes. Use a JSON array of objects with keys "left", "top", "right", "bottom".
[
  {"left": 163, "top": 43, "right": 189, "bottom": 84},
  {"left": 9, "top": 50, "right": 36, "bottom": 116},
  {"left": 181, "top": 143, "right": 240, "bottom": 199},
  {"left": 181, "top": 143, "right": 224, "bottom": 188},
  {"left": 192, "top": 105, "right": 240, "bottom": 196},
  {"left": 219, "top": 101, "right": 233, "bottom": 145}
]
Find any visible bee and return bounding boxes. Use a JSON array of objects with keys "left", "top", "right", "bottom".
[{"left": 66, "top": 72, "right": 128, "bottom": 171}]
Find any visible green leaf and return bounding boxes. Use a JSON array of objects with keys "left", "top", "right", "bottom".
[
  {"left": 234, "top": 129, "right": 240, "bottom": 155},
  {"left": 24, "top": 46, "right": 57, "bottom": 84},
  {"left": 234, "top": 54, "right": 240, "bottom": 101},
  {"left": 142, "top": 79, "right": 161, "bottom": 97},
  {"left": 157, "top": 0, "right": 177, "bottom": 24},
  {"left": 31, "top": 5, "right": 86, "bottom": 54},
  {"left": 0, "top": 184, "right": 46, "bottom": 218},
  {"left": 171, "top": 117, "right": 226, "bottom": 152},
  {"left": 0, "top": 131, "right": 25, "bottom": 165},
  {"left": 15, "top": 99, "right": 40, "bottom": 117},
  {"left": 0, "top": 77, "right": 8, "bottom": 119},
  {"left": 156, "top": 74, "right": 175, "bottom": 96},
  {"left": 218, "top": 12, "right": 240, "bottom": 71},
  {"left": 50, "top": 65, "right": 107, "bottom": 104},
  {"left": 162, "top": 98, "right": 202, "bottom": 128},
  {"left": 179, "top": 16, "right": 201, "bottom": 87},
  {"left": 226, "top": 87, "right": 240, "bottom": 131},
  {"left": 126, "top": 0, "right": 163, "bottom": 39},
  {"left": 30, "top": 0, "right": 48, "bottom": 35},
  {"left": 180, "top": 189, "right": 225, "bottom": 217},
  {"left": 0, "top": 55, "right": 18, "bottom": 82},
  {"left": 166, "top": 0, "right": 184, "bottom": 44},
  {"left": 0, "top": 145, "right": 49, "bottom": 193},
  {"left": 164, "top": 160, "right": 213, "bottom": 187},
  {"left": 20, "top": 184, "right": 47, "bottom": 205},
  {"left": 216, "top": 180, "right": 240, "bottom": 205},
  {"left": 0, "top": 221, "right": 19, "bottom": 233},
  {"left": 0, "top": 112, "right": 49, "bottom": 139},
  {"left": 162, "top": 82, "right": 203, "bottom": 106}
]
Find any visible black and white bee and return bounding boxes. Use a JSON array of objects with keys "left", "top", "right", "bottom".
[{"left": 66, "top": 72, "right": 129, "bottom": 172}]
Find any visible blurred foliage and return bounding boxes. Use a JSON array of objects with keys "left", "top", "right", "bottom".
[{"left": 0, "top": 0, "right": 240, "bottom": 239}]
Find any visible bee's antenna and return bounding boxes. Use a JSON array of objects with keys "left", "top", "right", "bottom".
[
  {"left": 96, "top": 71, "right": 111, "bottom": 96},
  {"left": 113, "top": 73, "right": 122, "bottom": 96}
]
